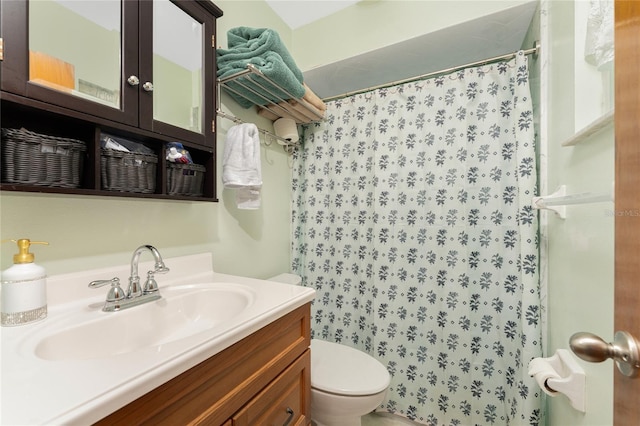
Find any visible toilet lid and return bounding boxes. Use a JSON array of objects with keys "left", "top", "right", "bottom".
[{"left": 310, "top": 339, "right": 390, "bottom": 396}]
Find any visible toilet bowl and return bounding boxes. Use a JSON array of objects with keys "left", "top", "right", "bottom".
[
  {"left": 310, "top": 339, "right": 390, "bottom": 426},
  {"left": 267, "top": 273, "right": 391, "bottom": 426}
]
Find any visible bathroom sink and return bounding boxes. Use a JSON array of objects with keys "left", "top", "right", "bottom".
[
  {"left": 2, "top": 253, "right": 316, "bottom": 426},
  {"left": 33, "top": 283, "right": 255, "bottom": 361}
]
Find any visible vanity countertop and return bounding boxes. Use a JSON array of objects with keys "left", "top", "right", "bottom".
[{"left": 0, "top": 253, "right": 315, "bottom": 425}]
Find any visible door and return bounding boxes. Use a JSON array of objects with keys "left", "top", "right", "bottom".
[
  {"left": 138, "top": 0, "right": 216, "bottom": 147},
  {"left": 613, "top": 1, "right": 640, "bottom": 424}
]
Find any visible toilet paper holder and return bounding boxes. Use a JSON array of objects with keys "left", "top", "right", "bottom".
[
  {"left": 273, "top": 117, "right": 300, "bottom": 145},
  {"left": 528, "top": 349, "right": 586, "bottom": 412}
]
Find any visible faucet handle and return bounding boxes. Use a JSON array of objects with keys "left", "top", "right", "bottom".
[
  {"left": 143, "top": 271, "right": 160, "bottom": 294},
  {"left": 89, "top": 277, "right": 119, "bottom": 288},
  {"left": 89, "top": 277, "right": 126, "bottom": 302}
]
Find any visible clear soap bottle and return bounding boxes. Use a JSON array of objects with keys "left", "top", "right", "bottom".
[{"left": 1, "top": 239, "right": 49, "bottom": 326}]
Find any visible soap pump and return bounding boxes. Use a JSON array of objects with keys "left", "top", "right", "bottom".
[{"left": 1, "top": 239, "right": 49, "bottom": 326}]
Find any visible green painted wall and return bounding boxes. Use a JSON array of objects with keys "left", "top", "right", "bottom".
[
  {"left": 543, "top": 1, "right": 614, "bottom": 425},
  {"left": 1, "top": 1, "right": 294, "bottom": 280}
]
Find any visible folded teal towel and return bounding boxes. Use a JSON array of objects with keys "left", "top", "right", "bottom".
[
  {"left": 218, "top": 52, "right": 306, "bottom": 108},
  {"left": 217, "top": 27, "right": 305, "bottom": 109},
  {"left": 218, "top": 27, "right": 304, "bottom": 82}
]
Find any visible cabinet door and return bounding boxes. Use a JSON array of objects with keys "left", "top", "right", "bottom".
[
  {"left": 231, "top": 350, "right": 310, "bottom": 426},
  {"left": 138, "top": 0, "right": 215, "bottom": 147},
  {"left": 0, "top": 0, "right": 139, "bottom": 126}
]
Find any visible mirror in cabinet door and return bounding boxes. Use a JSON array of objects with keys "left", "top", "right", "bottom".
[
  {"left": 138, "top": 0, "right": 216, "bottom": 147},
  {"left": 29, "top": 0, "right": 122, "bottom": 110},
  {"left": 0, "top": 0, "right": 219, "bottom": 148},
  {"left": 1, "top": 0, "right": 138, "bottom": 126}
]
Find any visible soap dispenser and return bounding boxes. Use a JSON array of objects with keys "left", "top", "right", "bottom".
[{"left": 1, "top": 239, "right": 49, "bottom": 326}]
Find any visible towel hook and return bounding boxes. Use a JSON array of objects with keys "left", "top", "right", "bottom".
[{"left": 262, "top": 132, "right": 273, "bottom": 147}]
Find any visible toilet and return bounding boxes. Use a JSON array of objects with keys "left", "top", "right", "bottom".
[
  {"left": 310, "top": 338, "right": 391, "bottom": 426},
  {"left": 268, "top": 274, "right": 391, "bottom": 426}
]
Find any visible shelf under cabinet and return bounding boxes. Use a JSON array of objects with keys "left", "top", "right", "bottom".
[{"left": 0, "top": 92, "right": 218, "bottom": 202}]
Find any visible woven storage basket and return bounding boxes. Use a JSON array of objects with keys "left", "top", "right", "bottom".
[
  {"left": 101, "top": 149, "right": 158, "bottom": 193},
  {"left": 1, "top": 127, "right": 86, "bottom": 188},
  {"left": 167, "top": 163, "right": 205, "bottom": 196}
]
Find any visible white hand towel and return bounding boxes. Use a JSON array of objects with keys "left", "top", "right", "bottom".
[
  {"left": 223, "top": 123, "right": 262, "bottom": 209},
  {"left": 223, "top": 123, "right": 262, "bottom": 188}
]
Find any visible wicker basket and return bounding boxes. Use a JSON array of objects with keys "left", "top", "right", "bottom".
[
  {"left": 167, "top": 163, "right": 205, "bottom": 196},
  {"left": 1, "top": 127, "right": 86, "bottom": 188},
  {"left": 101, "top": 149, "right": 158, "bottom": 193}
]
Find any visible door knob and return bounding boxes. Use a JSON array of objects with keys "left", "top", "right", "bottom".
[
  {"left": 142, "top": 82, "right": 154, "bottom": 92},
  {"left": 569, "top": 331, "right": 640, "bottom": 377}
]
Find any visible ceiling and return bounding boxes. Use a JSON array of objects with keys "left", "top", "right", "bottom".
[
  {"left": 265, "top": 0, "right": 359, "bottom": 29},
  {"left": 300, "top": 1, "right": 539, "bottom": 99}
]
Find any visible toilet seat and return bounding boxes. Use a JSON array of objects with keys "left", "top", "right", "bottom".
[{"left": 310, "top": 339, "right": 390, "bottom": 396}]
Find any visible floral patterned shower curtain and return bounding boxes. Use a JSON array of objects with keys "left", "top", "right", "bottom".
[{"left": 291, "top": 52, "right": 542, "bottom": 425}]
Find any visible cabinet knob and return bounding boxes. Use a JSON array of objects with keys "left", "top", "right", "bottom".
[
  {"left": 127, "top": 75, "right": 140, "bottom": 86},
  {"left": 142, "top": 82, "right": 154, "bottom": 92}
]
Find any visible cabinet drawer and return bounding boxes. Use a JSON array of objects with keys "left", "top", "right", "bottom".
[{"left": 232, "top": 350, "right": 310, "bottom": 426}]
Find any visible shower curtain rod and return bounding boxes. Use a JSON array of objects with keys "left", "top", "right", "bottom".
[{"left": 322, "top": 41, "right": 540, "bottom": 102}]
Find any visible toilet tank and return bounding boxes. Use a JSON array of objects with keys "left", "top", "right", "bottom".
[{"left": 267, "top": 273, "right": 302, "bottom": 286}]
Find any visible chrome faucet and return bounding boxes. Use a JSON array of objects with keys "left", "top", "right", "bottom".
[
  {"left": 128, "top": 244, "right": 170, "bottom": 298},
  {"left": 89, "top": 245, "right": 170, "bottom": 312}
]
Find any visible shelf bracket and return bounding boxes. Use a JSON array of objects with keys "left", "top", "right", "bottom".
[
  {"left": 533, "top": 185, "right": 568, "bottom": 219},
  {"left": 532, "top": 184, "right": 614, "bottom": 219}
]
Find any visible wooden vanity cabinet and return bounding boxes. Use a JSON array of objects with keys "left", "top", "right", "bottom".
[
  {"left": 94, "top": 303, "right": 312, "bottom": 426},
  {"left": 0, "top": 0, "right": 222, "bottom": 201}
]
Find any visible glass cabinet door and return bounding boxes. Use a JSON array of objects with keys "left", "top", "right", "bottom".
[
  {"left": 139, "top": 0, "right": 214, "bottom": 147},
  {"left": 0, "top": 0, "right": 140, "bottom": 126}
]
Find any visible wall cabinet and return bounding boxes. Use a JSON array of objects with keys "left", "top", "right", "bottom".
[
  {"left": 94, "top": 304, "right": 311, "bottom": 426},
  {"left": 0, "top": 0, "right": 222, "bottom": 201}
]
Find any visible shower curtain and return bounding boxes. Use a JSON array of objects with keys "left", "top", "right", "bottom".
[{"left": 291, "top": 52, "right": 542, "bottom": 425}]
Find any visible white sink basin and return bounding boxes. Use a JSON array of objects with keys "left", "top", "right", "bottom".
[
  {"left": 1, "top": 253, "right": 316, "bottom": 426},
  {"left": 34, "top": 283, "right": 255, "bottom": 361}
]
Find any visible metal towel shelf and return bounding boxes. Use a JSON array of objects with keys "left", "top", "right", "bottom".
[{"left": 216, "top": 65, "right": 325, "bottom": 151}]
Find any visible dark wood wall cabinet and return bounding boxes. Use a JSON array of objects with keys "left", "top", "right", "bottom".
[{"left": 0, "top": 0, "right": 223, "bottom": 201}]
